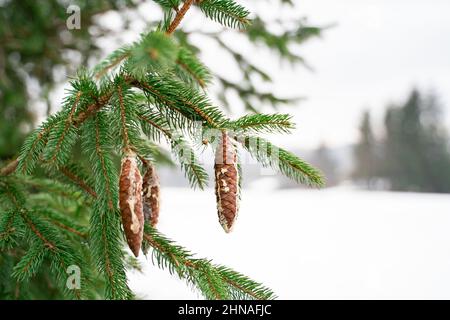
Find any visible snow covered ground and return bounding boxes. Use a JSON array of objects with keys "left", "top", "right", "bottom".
[{"left": 128, "top": 187, "right": 450, "bottom": 299}]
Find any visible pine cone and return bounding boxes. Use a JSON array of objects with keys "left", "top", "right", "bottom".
[
  {"left": 214, "top": 131, "right": 239, "bottom": 233},
  {"left": 142, "top": 163, "right": 160, "bottom": 227},
  {"left": 119, "top": 152, "right": 144, "bottom": 257}
]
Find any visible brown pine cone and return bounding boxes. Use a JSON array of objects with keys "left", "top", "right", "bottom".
[
  {"left": 119, "top": 151, "right": 144, "bottom": 257},
  {"left": 214, "top": 131, "right": 239, "bottom": 233},
  {"left": 142, "top": 163, "right": 160, "bottom": 227}
]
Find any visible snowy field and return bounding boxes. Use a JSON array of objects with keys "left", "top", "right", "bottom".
[{"left": 128, "top": 187, "right": 450, "bottom": 299}]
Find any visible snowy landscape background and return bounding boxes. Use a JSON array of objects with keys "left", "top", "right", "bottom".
[{"left": 128, "top": 186, "right": 450, "bottom": 299}]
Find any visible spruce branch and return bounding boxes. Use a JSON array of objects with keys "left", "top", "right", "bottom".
[
  {"left": 71, "top": 91, "right": 113, "bottom": 127},
  {"left": 93, "top": 47, "right": 131, "bottom": 80},
  {"left": 82, "top": 112, "right": 117, "bottom": 211},
  {"left": 126, "top": 32, "right": 178, "bottom": 78},
  {"left": 138, "top": 109, "right": 173, "bottom": 140},
  {"left": 11, "top": 242, "right": 46, "bottom": 282},
  {"left": 171, "top": 137, "right": 210, "bottom": 189},
  {"left": 117, "top": 84, "right": 131, "bottom": 151},
  {"left": 229, "top": 113, "right": 295, "bottom": 134},
  {"left": 43, "top": 91, "right": 82, "bottom": 166},
  {"left": 130, "top": 76, "right": 225, "bottom": 128},
  {"left": 196, "top": 0, "right": 250, "bottom": 29},
  {"left": 13, "top": 208, "right": 88, "bottom": 299},
  {"left": 138, "top": 109, "right": 209, "bottom": 189},
  {"left": 45, "top": 217, "right": 87, "bottom": 239},
  {"left": 143, "top": 225, "right": 276, "bottom": 300},
  {"left": 0, "top": 210, "right": 20, "bottom": 246},
  {"left": 153, "top": 0, "right": 182, "bottom": 11},
  {"left": 15, "top": 88, "right": 114, "bottom": 176},
  {"left": 11, "top": 175, "right": 87, "bottom": 204},
  {"left": 59, "top": 166, "right": 97, "bottom": 199},
  {"left": 19, "top": 210, "right": 56, "bottom": 250},
  {"left": 175, "top": 47, "right": 212, "bottom": 88},
  {"left": 16, "top": 117, "right": 57, "bottom": 175},
  {"left": 239, "top": 135, "right": 324, "bottom": 187},
  {"left": 0, "top": 178, "right": 26, "bottom": 209},
  {"left": 167, "top": 0, "right": 195, "bottom": 34},
  {"left": 81, "top": 112, "right": 132, "bottom": 299}
]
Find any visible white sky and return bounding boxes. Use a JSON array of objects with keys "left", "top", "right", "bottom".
[{"left": 258, "top": 0, "right": 450, "bottom": 148}]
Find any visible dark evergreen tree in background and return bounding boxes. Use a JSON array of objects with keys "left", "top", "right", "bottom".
[
  {"left": 353, "top": 89, "right": 450, "bottom": 193},
  {"left": 312, "top": 143, "right": 338, "bottom": 187},
  {"left": 352, "top": 111, "right": 378, "bottom": 188},
  {"left": 383, "top": 90, "right": 450, "bottom": 192},
  {"left": 0, "top": 0, "right": 324, "bottom": 299}
]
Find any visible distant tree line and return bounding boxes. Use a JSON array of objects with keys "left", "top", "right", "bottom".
[{"left": 353, "top": 89, "right": 450, "bottom": 193}]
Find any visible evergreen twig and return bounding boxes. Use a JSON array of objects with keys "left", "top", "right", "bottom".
[{"left": 167, "top": 0, "right": 195, "bottom": 34}]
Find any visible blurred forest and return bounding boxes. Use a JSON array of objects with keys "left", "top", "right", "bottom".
[
  {"left": 0, "top": 0, "right": 142, "bottom": 160},
  {"left": 352, "top": 89, "right": 450, "bottom": 193}
]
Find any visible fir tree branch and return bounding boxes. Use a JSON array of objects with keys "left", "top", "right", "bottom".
[
  {"left": 72, "top": 92, "right": 113, "bottom": 127},
  {"left": 177, "top": 60, "right": 206, "bottom": 88},
  {"left": 239, "top": 135, "right": 324, "bottom": 187},
  {"left": 44, "top": 91, "right": 82, "bottom": 166},
  {"left": 143, "top": 226, "right": 276, "bottom": 300},
  {"left": 131, "top": 78, "right": 192, "bottom": 118},
  {"left": 138, "top": 113, "right": 173, "bottom": 138},
  {"left": 0, "top": 179, "right": 25, "bottom": 209},
  {"left": 175, "top": 47, "right": 212, "bottom": 88},
  {"left": 167, "top": 0, "right": 195, "bottom": 34},
  {"left": 13, "top": 176, "right": 86, "bottom": 203},
  {"left": 12, "top": 242, "right": 46, "bottom": 282},
  {"left": 35, "top": 208, "right": 89, "bottom": 239},
  {"left": 229, "top": 113, "right": 295, "bottom": 134},
  {"left": 94, "top": 49, "right": 131, "bottom": 80},
  {"left": 9, "top": 90, "right": 115, "bottom": 177},
  {"left": 171, "top": 138, "right": 209, "bottom": 189},
  {"left": 47, "top": 218, "right": 87, "bottom": 238},
  {"left": 196, "top": 0, "right": 250, "bottom": 29},
  {"left": 17, "top": 122, "right": 55, "bottom": 175},
  {"left": 92, "top": 116, "right": 115, "bottom": 210},
  {"left": 82, "top": 112, "right": 132, "bottom": 300},
  {"left": 19, "top": 211, "right": 56, "bottom": 250},
  {"left": 153, "top": 0, "right": 181, "bottom": 10},
  {"left": 0, "top": 211, "right": 18, "bottom": 243},
  {"left": 59, "top": 166, "right": 97, "bottom": 198},
  {"left": 117, "top": 85, "right": 131, "bottom": 151},
  {"left": 129, "top": 76, "right": 224, "bottom": 127}
]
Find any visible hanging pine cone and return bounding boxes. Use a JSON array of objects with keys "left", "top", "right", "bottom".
[
  {"left": 119, "top": 151, "right": 144, "bottom": 257},
  {"left": 142, "top": 163, "right": 160, "bottom": 227},
  {"left": 214, "top": 131, "right": 239, "bottom": 233}
]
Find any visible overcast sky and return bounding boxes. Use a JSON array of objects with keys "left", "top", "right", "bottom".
[{"left": 257, "top": 0, "right": 450, "bottom": 148}]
